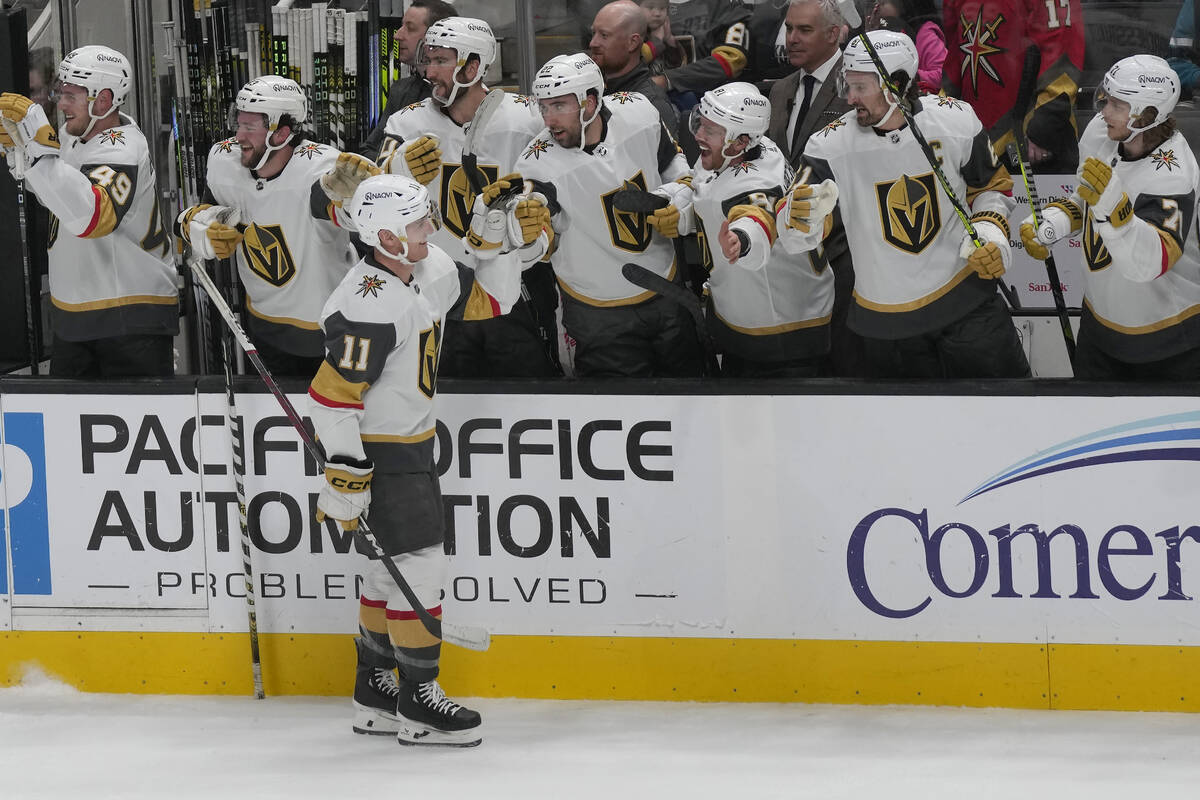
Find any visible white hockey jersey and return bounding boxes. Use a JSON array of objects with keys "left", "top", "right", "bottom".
[
  {"left": 781, "top": 96, "right": 1013, "bottom": 339},
  {"left": 25, "top": 117, "right": 178, "bottom": 341},
  {"left": 378, "top": 92, "right": 543, "bottom": 260},
  {"left": 308, "top": 245, "right": 520, "bottom": 472},
  {"left": 1073, "top": 114, "right": 1200, "bottom": 362},
  {"left": 514, "top": 93, "right": 691, "bottom": 305},
  {"left": 203, "top": 138, "right": 357, "bottom": 356},
  {"left": 691, "top": 138, "right": 833, "bottom": 361}
]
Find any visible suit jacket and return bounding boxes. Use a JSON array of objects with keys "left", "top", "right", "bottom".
[{"left": 767, "top": 69, "right": 850, "bottom": 167}]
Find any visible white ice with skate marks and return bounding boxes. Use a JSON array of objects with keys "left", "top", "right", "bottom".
[{"left": 1, "top": 667, "right": 1197, "bottom": 799}]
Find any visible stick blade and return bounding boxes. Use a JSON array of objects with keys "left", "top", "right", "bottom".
[
  {"left": 463, "top": 88, "right": 507, "bottom": 158},
  {"left": 443, "top": 622, "right": 491, "bottom": 652}
]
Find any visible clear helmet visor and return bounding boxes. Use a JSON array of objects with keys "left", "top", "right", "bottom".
[
  {"left": 226, "top": 104, "right": 271, "bottom": 133},
  {"left": 688, "top": 108, "right": 728, "bottom": 142},
  {"left": 1093, "top": 86, "right": 1113, "bottom": 113}
]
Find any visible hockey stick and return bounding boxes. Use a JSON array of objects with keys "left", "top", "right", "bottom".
[
  {"left": 217, "top": 328, "right": 266, "bottom": 698},
  {"left": 622, "top": 262, "right": 720, "bottom": 376},
  {"left": 14, "top": 178, "right": 40, "bottom": 374},
  {"left": 837, "top": 1, "right": 1021, "bottom": 310},
  {"left": 186, "top": 248, "right": 491, "bottom": 652},
  {"left": 1007, "top": 46, "right": 1076, "bottom": 361},
  {"left": 611, "top": 188, "right": 669, "bottom": 214},
  {"left": 462, "top": 88, "right": 510, "bottom": 197}
]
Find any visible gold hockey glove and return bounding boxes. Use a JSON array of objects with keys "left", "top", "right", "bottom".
[
  {"left": 321, "top": 152, "right": 381, "bottom": 207},
  {"left": 1077, "top": 157, "right": 1133, "bottom": 228},
  {"left": 403, "top": 135, "right": 442, "bottom": 186},
  {"left": 316, "top": 457, "right": 373, "bottom": 532}
]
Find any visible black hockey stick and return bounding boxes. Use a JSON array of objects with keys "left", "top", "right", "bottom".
[
  {"left": 611, "top": 188, "right": 669, "bottom": 214},
  {"left": 186, "top": 247, "right": 490, "bottom": 652},
  {"left": 14, "top": 178, "right": 40, "bottom": 374},
  {"left": 1007, "top": 45, "right": 1076, "bottom": 361},
  {"left": 622, "top": 262, "right": 720, "bottom": 375},
  {"left": 843, "top": 14, "right": 1021, "bottom": 310},
  {"left": 217, "top": 327, "right": 266, "bottom": 699}
]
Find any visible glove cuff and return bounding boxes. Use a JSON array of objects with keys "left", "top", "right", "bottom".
[
  {"left": 325, "top": 455, "right": 373, "bottom": 493},
  {"left": 969, "top": 210, "right": 1010, "bottom": 240},
  {"left": 1101, "top": 194, "right": 1134, "bottom": 229},
  {"left": 1045, "top": 200, "right": 1083, "bottom": 235}
]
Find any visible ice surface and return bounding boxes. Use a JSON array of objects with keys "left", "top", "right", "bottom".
[{"left": 0, "top": 669, "right": 1196, "bottom": 799}]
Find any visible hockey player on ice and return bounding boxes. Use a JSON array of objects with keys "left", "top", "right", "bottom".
[
  {"left": 0, "top": 46, "right": 179, "bottom": 377},
  {"left": 178, "top": 76, "right": 376, "bottom": 377},
  {"left": 481, "top": 53, "right": 702, "bottom": 377},
  {"left": 777, "top": 29, "right": 1030, "bottom": 379},
  {"left": 683, "top": 82, "right": 834, "bottom": 377},
  {"left": 1018, "top": 55, "right": 1200, "bottom": 380},
  {"left": 378, "top": 17, "right": 558, "bottom": 378},
  {"left": 308, "top": 173, "right": 521, "bottom": 747}
]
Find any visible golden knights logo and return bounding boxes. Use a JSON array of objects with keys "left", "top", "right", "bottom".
[
  {"left": 958, "top": 9, "right": 1006, "bottom": 92},
  {"left": 241, "top": 223, "right": 298, "bottom": 287},
  {"left": 609, "top": 91, "right": 638, "bottom": 104},
  {"left": 295, "top": 143, "right": 324, "bottom": 160},
  {"left": 98, "top": 130, "right": 126, "bottom": 146},
  {"left": 819, "top": 118, "right": 846, "bottom": 138},
  {"left": 601, "top": 172, "right": 654, "bottom": 253},
  {"left": 1151, "top": 149, "right": 1180, "bottom": 171},
  {"left": 524, "top": 138, "right": 552, "bottom": 160},
  {"left": 216, "top": 137, "right": 237, "bottom": 154},
  {"left": 440, "top": 162, "right": 500, "bottom": 239},
  {"left": 875, "top": 172, "right": 941, "bottom": 254},
  {"left": 417, "top": 321, "right": 442, "bottom": 399},
  {"left": 1082, "top": 214, "right": 1112, "bottom": 272},
  {"left": 694, "top": 214, "right": 713, "bottom": 271},
  {"left": 356, "top": 273, "right": 387, "bottom": 298}
]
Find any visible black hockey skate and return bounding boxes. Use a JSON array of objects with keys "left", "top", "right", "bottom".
[
  {"left": 395, "top": 680, "right": 482, "bottom": 747},
  {"left": 352, "top": 639, "right": 401, "bottom": 736}
]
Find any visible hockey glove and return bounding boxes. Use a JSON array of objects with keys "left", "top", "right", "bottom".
[
  {"left": 316, "top": 456, "right": 373, "bottom": 532},
  {"left": 959, "top": 213, "right": 1011, "bottom": 280},
  {"left": 466, "top": 194, "right": 511, "bottom": 258},
  {"left": 179, "top": 204, "right": 244, "bottom": 260},
  {"left": 320, "top": 152, "right": 381, "bottom": 208},
  {"left": 1018, "top": 201, "right": 1081, "bottom": 261},
  {"left": 786, "top": 179, "right": 837, "bottom": 234},
  {"left": 0, "top": 142, "right": 24, "bottom": 180},
  {"left": 402, "top": 135, "right": 441, "bottom": 186},
  {"left": 511, "top": 193, "right": 551, "bottom": 246},
  {"left": 0, "top": 93, "right": 59, "bottom": 162},
  {"left": 647, "top": 179, "right": 694, "bottom": 238},
  {"left": 1077, "top": 157, "right": 1133, "bottom": 228}
]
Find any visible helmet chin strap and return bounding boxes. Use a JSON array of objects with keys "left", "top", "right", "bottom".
[
  {"left": 574, "top": 99, "right": 601, "bottom": 149},
  {"left": 432, "top": 64, "right": 482, "bottom": 108},
  {"left": 252, "top": 129, "right": 289, "bottom": 172}
]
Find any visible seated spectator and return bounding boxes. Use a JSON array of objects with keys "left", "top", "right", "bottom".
[
  {"left": 1168, "top": 0, "right": 1200, "bottom": 99},
  {"left": 640, "top": 0, "right": 688, "bottom": 72},
  {"left": 867, "top": 0, "right": 946, "bottom": 94}
]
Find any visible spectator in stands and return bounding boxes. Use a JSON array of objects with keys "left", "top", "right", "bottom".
[
  {"left": 649, "top": 0, "right": 754, "bottom": 105},
  {"left": 360, "top": 0, "right": 456, "bottom": 162},
  {"left": 640, "top": 0, "right": 688, "bottom": 73},
  {"left": 591, "top": 0, "right": 682, "bottom": 137},
  {"left": 1168, "top": 0, "right": 1200, "bottom": 98},
  {"left": 866, "top": 0, "right": 945, "bottom": 94},
  {"left": 943, "top": 0, "right": 1085, "bottom": 174}
]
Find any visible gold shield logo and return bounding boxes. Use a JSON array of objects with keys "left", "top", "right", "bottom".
[
  {"left": 694, "top": 214, "right": 713, "bottom": 271},
  {"left": 241, "top": 223, "right": 297, "bottom": 287},
  {"left": 875, "top": 172, "right": 941, "bottom": 254},
  {"left": 440, "top": 162, "right": 500, "bottom": 239},
  {"left": 601, "top": 172, "right": 654, "bottom": 253},
  {"left": 417, "top": 321, "right": 442, "bottom": 399},
  {"left": 1082, "top": 214, "right": 1112, "bottom": 272}
]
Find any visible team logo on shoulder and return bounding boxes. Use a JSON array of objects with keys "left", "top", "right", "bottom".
[
  {"left": 98, "top": 130, "right": 126, "bottom": 146},
  {"left": 820, "top": 118, "right": 846, "bottom": 137},
  {"left": 935, "top": 95, "right": 964, "bottom": 110},
  {"left": 875, "top": 172, "right": 941, "bottom": 254},
  {"left": 957, "top": 10, "right": 1007, "bottom": 92},
  {"left": 524, "top": 138, "right": 552, "bottom": 160},
  {"left": 1151, "top": 149, "right": 1180, "bottom": 171},
  {"left": 417, "top": 321, "right": 442, "bottom": 399},
  {"left": 216, "top": 137, "right": 237, "bottom": 153},
  {"left": 608, "top": 91, "right": 637, "bottom": 104},
  {"left": 356, "top": 273, "right": 387, "bottom": 298},
  {"left": 441, "top": 161, "right": 499, "bottom": 239},
  {"left": 730, "top": 160, "right": 757, "bottom": 175},
  {"left": 514, "top": 94, "right": 536, "bottom": 108},
  {"left": 1082, "top": 214, "right": 1112, "bottom": 272},
  {"left": 400, "top": 101, "right": 424, "bottom": 114},
  {"left": 601, "top": 173, "right": 654, "bottom": 253},
  {"left": 295, "top": 143, "right": 324, "bottom": 160},
  {"left": 241, "top": 223, "right": 298, "bottom": 287}
]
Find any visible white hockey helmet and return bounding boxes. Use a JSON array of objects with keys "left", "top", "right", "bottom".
[
  {"left": 840, "top": 30, "right": 919, "bottom": 94},
  {"left": 230, "top": 76, "right": 307, "bottom": 170},
  {"left": 56, "top": 46, "right": 132, "bottom": 137},
  {"left": 419, "top": 17, "right": 497, "bottom": 107},
  {"left": 1096, "top": 55, "right": 1180, "bottom": 140},
  {"left": 690, "top": 82, "right": 770, "bottom": 170},
  {"left": 532, "top": 54, "right": 605, "bottom": 141},
  {"left": 351, "top": 174, "right": 435, "bottom": 259}
]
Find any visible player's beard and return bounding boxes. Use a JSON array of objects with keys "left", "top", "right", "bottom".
[{"left": 240, "top": 140, "right": 267, "bottom": 169}]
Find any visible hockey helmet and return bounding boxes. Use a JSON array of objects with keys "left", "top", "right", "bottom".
[
  {"left": 231, "top": 75, "right": 308, "bottom": 131},
  {"left": 1096, "top": 55, "right": 1180, "bottom": 138},
  {"left": 351, "top": 174, "right": 436, "bottom": 259},
  {"left": 56, "top": 46, "right": 132, "bottom": 137},
  {"left": 690, "top": 82, "right": 770, "bottom": 168},
  {"left": 840, "top": 30, "right": 919, "bottom": 95},
  {"left": 418, "top": 17, "right": 497, "bottom": 107},
  {"left": 532, "top": 54, "right": 605, "bottom": 139}
]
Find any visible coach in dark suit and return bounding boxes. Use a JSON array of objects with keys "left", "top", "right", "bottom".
[{"left": 767, "top": 0, "right": 863, "bottom": 376}]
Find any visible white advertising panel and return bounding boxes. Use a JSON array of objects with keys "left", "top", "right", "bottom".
[
  {"left": 2, "top": 389, "right": 1198, "bottom": 647},
  {"left": 1007, "top": 173, "right": 1085, "bottom": 309}
]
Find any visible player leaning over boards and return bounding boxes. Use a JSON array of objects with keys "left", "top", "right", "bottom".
[
  {"left": 686, "top": 82, "right": 834, "bottom": 377},
  {"left": 309, "top": 174, "right": 520, "bottom": 747},
  {"left": 777, "top": 30, "right": 1030, "bottom": 379},
  {"left": 1019, "top": 56, "right": 1200, "bottom": 381},
  {"left": 0, "top": 46, "right": 178, "bottom": 377},
  {"left": 177, "top": 76, "right": 379, "bottom": 377},
  {"left": 378, "top": 17, "right": 557, "bottom": 378},
  {"left": 475, "top": 53, "right": 702, "bottom": 378}
]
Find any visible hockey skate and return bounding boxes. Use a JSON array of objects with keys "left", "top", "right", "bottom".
[
  {"left": 352, "top": 639, "right": 401, "bottom": 736},
  {"left": 395, "top": 680, "right": 482, "bottom": 747}
]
